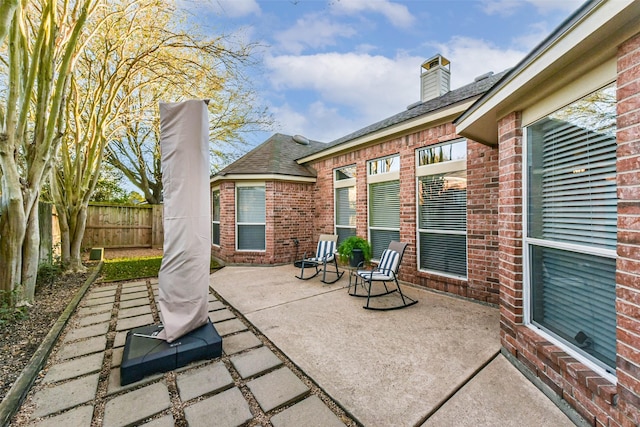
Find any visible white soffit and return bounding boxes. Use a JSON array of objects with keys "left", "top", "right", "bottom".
[{"left": 456, "top": 0, "right": 640, "bottom": 145}]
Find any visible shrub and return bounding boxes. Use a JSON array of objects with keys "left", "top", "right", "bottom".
[
  {"left": 102, "top": 256, "right": 163, "bottom": 282},
  {"left": 36, "top": 262, "right": 63, "bottom": 291},
  {"left": 102, "top": 256, "right": 221, "bottom": 282},
  {"left": 0, "top": 289, "right": 28, "bottom": 325},
  {"left": 337, "top": 236, "right": 372, "bottom": 265}
]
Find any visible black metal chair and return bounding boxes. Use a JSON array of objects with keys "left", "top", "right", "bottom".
[
  {"left": 353, "top": 241, "right": 417, "bottom": 310},
  {"left": 295, "top": 234, "right": 344, "bottom": 284}
]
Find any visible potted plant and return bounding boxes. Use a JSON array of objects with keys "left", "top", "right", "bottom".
[{"left": 337, "top": 236, "right": 372, "bottom": 267}]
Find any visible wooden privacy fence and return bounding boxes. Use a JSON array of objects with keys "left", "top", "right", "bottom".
[{"left": 82, "top": 203, "right": 163, "bottom": 249}]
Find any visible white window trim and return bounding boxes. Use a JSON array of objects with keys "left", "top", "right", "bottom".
[
  {"left": 415, "top": 141, "right": 468, "bottom": 279},
  {"left": 522, "top": 123, "right": 617, "bottom": 383},
  {"left": 367, "top": 155, "right": 400, "bottom": 260},
  {"left": 367, "top": 154, "right": 400, "bottom": 183},
  {"left": 334, "top": 165, "right": 357, "bottom": 237},
  {"left": 235, "top": 182, "right": 266, "bottom": 252}
]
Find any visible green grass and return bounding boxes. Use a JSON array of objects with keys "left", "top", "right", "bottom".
[{"left": 101, "top": 256, "right": 220, "bottom": 282}]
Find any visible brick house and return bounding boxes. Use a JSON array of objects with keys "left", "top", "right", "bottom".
[
  {"left": 455, "top": 0, "right": 640, "bottom": 425},
  {"left": 210, "top": 133, "right": 326, "bottom": 265},
  {"left": 210, "top": 0, "right": 640, "bottom": 424},
  {"left": 211, "top": 54, "right": 505, "bottom": 305}
]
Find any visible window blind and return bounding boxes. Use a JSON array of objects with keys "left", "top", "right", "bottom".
[
  {"left": 527, "top": 83, "right": 617, "bottom": 371},
  {"left": 237, "top": 225, "right": 266, "bottom": 251},
  {"left": 212, "top": 190, "right": 220, "bottom": 245},
  {"left": 237, "top": 186, "right": 265, "bottom": 223},
  {"left": 336, "top": 186, "right": 356, "bottom": 227},
  {"left": 529, "top": 119, "right": 617, "bottom": 250},
  {"left": 531, "top": 246, "right": 616, "bottom": 369},
  {"left": 212, "top": 190, "right": 220, "bottom": 222},
  {"left": 369, "top": 180, "right": 400, "bottom": 259},
  {"left": 369, "top": 181, "right": 400, "bottom": 228},
  {"left": 237, "top": 186, "right": 265, "bottom": 250},
  {"left": 418, "top": 171, "right": 467, "bottom": 277}
]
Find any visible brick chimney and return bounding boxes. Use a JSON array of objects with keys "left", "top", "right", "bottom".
[{"left": 421, "top": 54, "right": 450, "bottom": 102}]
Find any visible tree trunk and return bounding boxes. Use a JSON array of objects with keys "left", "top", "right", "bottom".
[
  {"left": 20, "top": 202, "right": 40, "bottom": 303},
  {"left": 57, "top": 205, "right": 72, "bottom": 267},
  {"left": 0, "top": 197, "right": 26, "bottom": 297},
  {"left": 68, "top": 205, "right": 88, "bottom": 272}
]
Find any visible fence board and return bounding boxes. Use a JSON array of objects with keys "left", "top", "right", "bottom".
[{"left": 82, "top": 204, "right": 163, "bottom": 249}]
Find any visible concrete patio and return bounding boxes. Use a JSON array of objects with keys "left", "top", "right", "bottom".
[
  {"left": 211, "top": 264, "right": 575, "bottom": 427},
  {"left": 9, "top": 264, "right": 577, "bottom": 426}
]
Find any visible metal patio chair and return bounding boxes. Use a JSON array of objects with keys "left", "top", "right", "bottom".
[
  {"left": 354, "top": 241, "right": 417, "bottom": 310},
  {"left": 295, "top": 234, "right": 344, "bottom": 284}
]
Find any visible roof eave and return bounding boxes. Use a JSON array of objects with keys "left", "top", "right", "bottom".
[
  {"left": 297, "top": 100, "right": 475, "bottom": 164},
  {"left": 210, "top": 173, "right": 317, "bottom": 184}
]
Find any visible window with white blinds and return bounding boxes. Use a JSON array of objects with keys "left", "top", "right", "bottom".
[
  {"left": 335, "top": 186, "right": 356, "bottom": 244},
  {"left": 335, "top": 166, "right": 357, "bottom": 244},
  {"left": 236, "top": 185, "right": 266, "bottom": 251},
  {"left": 367, "top": 155, "right": 400, "bottom": 260},
  {"left": 526, "top": 83, "right": 617, "bottom": 372},
  {"left": 369, "top": 180, "right": 400, "bottom": 259},
  {"left": 416, "top": 140, "right": 467, "bottom": 278},
  {"left": 212, "top": 189, "right": 220, "bottom": 246}
]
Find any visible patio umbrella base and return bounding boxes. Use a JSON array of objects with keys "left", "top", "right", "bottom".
[{"left": 120, "top": 319, "right": 222, "bottom": 386}]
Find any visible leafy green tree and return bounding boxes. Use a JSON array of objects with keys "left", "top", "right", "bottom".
[
  {"left": 0, "top": 0, "right": 99, "bottom": 304},
  {"left": 106, "top": 14, "right": 271, "bottom": 204},
  {"left": 52, "top": 0, "right": 270, "bottom": 270},
  {"left": 90, "top": 164, "right": 129, "bottom": 203}
]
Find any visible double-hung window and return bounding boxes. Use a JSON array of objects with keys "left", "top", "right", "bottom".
[
  {"left": 368, "top": 155, "right": 400, "bottom": 259},
  {"left": 236, "top": 184, "right": 266, "bottom": 251},
  {"left": 335, "top": 165, "right": 357, "bottom": 244},
  {"left": 525, "top": 83, "right": 617, "bottom": 375},
  {"left": 416, "top": 140, "right": 467, "bottom": 278},
  {"left": 212, "top": 188, "right": 220, "bottom": 246}
]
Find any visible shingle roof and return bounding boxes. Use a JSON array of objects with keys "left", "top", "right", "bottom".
[
  {"left": 214, "top": 133, "right": 325, "bottom": 178},
  {"left": 302, "top": 69, "right": 509, "bottom": 157},
  {"left": 214, "top": 70, "right": 509, "bottom": 179}
]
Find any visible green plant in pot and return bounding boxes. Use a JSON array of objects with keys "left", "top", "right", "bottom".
[{"left": 337, "top": 236, "right": 372, "bottom": 267}]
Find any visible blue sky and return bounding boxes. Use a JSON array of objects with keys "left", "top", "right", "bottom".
[{"left": 188, "top": 0, "right": 584, "bottom": 146}]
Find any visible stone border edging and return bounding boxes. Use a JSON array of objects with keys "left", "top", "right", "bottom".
[{"left": 0, "top": 262, "right": 103, "bottom": 426}]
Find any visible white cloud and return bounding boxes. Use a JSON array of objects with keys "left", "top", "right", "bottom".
[
  {"left": 267, "top": 53, "right": 417, "bottom": 111},
  {"left": 270, "top": 101, "right": 356, "bottom": 142},
  {"left": 329, "top": 0, "right": 415, "bottom": 28},
  {"left": 264, "top": 52, "right": 421, "bottom": 141},
  {"left": 203, "top": 0, "right": 261, "bottom": 18},
  {"left": 274, "top": 14, "right": 357, "bottom": 55},
  {"left": 428, "top": 36, "right": 527, "bottom": 88},
  {"left": 480, "top": 0, "right": 583, "bottom": 16}
]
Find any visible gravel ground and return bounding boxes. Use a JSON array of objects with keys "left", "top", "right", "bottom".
[{"left": 0, "top": 248, "right": 162, "bottom": 403}]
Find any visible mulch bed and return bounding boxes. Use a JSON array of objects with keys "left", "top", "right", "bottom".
[{"left": 0, "top": 271, "right": 89, "bottom": 402}]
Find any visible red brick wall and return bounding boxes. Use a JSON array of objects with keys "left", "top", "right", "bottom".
[
  {"left": 615, "top": 32, "right": 640, "bottom": 427},
  {"left": 309, "top": 122, "right": 500, "bottom": 305},
  {"left": 497, "top": 32, "right": 640, "bottom": 426},
  {"left": 211, "top": 180, "right": 316, "bottom": 264},
  {"left": 271, "top": 181, "right": 317, "bottom": 263}
]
